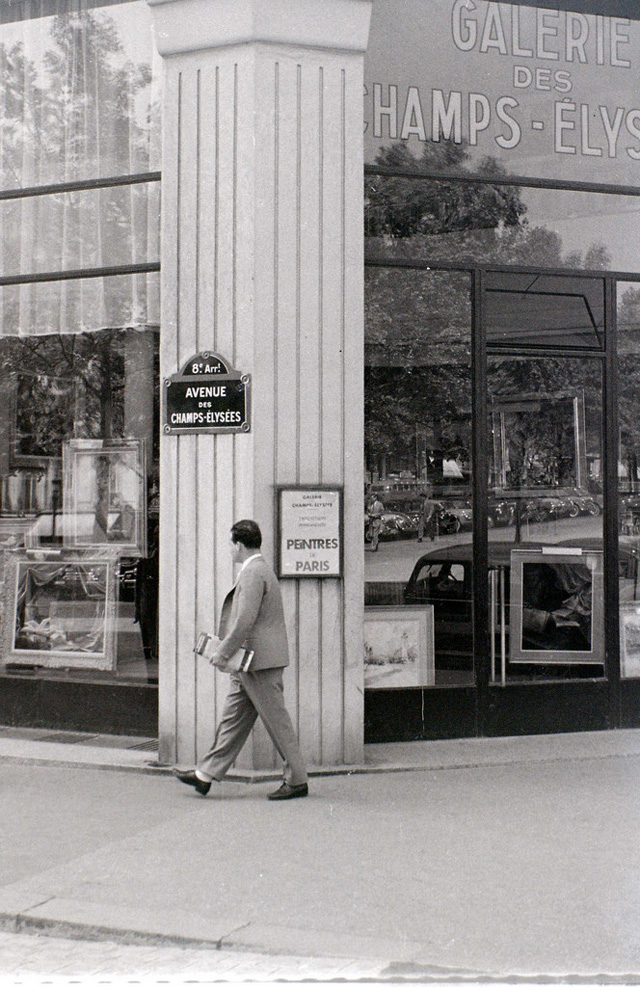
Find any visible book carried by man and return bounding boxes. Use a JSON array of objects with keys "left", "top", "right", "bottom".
[{"left": 194, "top": 632, "right": 254, "bottom": 672}]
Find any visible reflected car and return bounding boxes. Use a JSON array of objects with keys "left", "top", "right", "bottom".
[
  {"left": 379, "top": 510, "right": 419, "bottom": 539},
  {"left": 487, "top": 500, "right": 515, "bottom": 527},
  {"left": 443, "top": 500, "right": 473, "bottom": 530},
  {"left": 364, "top": 510, "right": 418, "bottom": 542}
]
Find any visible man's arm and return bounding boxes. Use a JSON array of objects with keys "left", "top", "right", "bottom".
[{"left": 215, "top": 570, "right": 265, "bottom": 660}]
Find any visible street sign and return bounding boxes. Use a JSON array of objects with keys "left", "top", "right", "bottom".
[{"left": 162, "top": 352, "right": 251, "bottom": 435}]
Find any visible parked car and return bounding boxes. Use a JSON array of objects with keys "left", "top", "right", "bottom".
[
  {"left": 429, "top": 502, "right": 462, "bottom": 536},
  {"left": 571, "top": 495, "right": 602, "bottom": 516},
  {"left": 379, "top": 510, "right": 419, "bottom": 539},
  {"left": 537, "top": 496, "right": 573, "bottom": 520}
]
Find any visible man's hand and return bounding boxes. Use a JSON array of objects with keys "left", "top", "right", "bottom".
[{"left": 208, "top": 651, "right": 229, "bottom": 670}]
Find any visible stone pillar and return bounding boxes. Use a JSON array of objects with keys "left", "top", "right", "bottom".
[{"left": 148, "top": 0, "right": 371, "bottom": 769}]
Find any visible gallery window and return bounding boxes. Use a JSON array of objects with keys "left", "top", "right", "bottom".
[
  {"left": 0, "top": 0, "right": 161, "bottom": 692},
  {"left": 617, "top": 282, "right": 640, "bottom": 679},
  {"left": 0, "top": 327, "right": 159, "bottom": 683}
]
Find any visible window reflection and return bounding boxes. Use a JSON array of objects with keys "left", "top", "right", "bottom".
[
  {"left": 485, "top": 273, "right": 605, "bottom": 350},
  {"left": 618, "top": 282, "right": 640, "bottom": 678},
  {"left": 0, "top": 328, "right": 159, "bottom": 683},
  {"left": 0, "top": 1, "right": 160, "bottom": 188},
  {"left": 0, "top": 184, "right": 160, "bottom": 278},
  {"left": 364, "top": 268, "right": 474, "bottom": 688},
  {"left": 0, "top": 272, "right": 159, "bottom": 339},
  {"left": 487, "top": 352, "right": 604, "bottom": 681},
  {"left": 365, "top": 159, "right": 640, "bottom": 275}
]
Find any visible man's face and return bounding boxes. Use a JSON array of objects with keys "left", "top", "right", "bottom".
[{"left": 230, "top": 536, "right": 242, "bottom": 564}]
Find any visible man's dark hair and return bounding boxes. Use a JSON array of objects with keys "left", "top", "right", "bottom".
[{"left": 231, "top": 519, "right": 262, "bottom": 549}]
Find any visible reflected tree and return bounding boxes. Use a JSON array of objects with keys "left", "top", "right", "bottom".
[
  {"left": 0, "top": 329, "right": 159, "bottom": 510},
  {"left": 365, "top": 141, "right": 611, "bottom": 269},
  {"left": 364, "top": 140, "right": 612, "bottom": 489},
  {"left": 618, "top": 285, "right": 640, "bottom": 489},
  {"left": 0, "top": 9, "right": 158, "bottom": 325}
]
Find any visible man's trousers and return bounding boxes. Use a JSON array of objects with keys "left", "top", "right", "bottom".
[{"left": 198, "top": 666, "right": 308, "bottom": 786}]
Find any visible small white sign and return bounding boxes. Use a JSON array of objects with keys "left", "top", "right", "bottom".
[{"left": 278, "top": 487, "right": 342, "bottom": 577}]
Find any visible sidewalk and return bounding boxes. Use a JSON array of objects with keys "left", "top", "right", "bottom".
[
  {"left": 2, "top": 726, "right": 640, "bottom": 980},
  {"left": 4, "top": 721, "right": 640, "bottom": 777}
]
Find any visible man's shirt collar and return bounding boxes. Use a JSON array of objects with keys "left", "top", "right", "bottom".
[{"left": 238, "top": 552, "right": 262, "bottom": 576}]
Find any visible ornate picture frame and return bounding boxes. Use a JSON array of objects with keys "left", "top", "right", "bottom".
[
  {"left": 3, "top": 555, "right": 117, "bottom": 671},
  {"left": 9, "top": 374, "right": 77, "bottom": 469},
  {"left": 491, "top": 392, "right": 587, "bottom": 494}
]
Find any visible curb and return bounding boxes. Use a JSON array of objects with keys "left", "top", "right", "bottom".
[
  {"left": 0, "top": 911, "right": 223, "bottom": 952},
  {"left": 4, "top": 727, "right": 640, "bottom": 784},
  {"left": 2, "top": 913, "right": 640, "bottom": 984},
  {"left": 0, "top": 910, "right": 480, "bottom": 980},
  {"left": 4, "top": 741, "right": 640, "bottom": 780}
]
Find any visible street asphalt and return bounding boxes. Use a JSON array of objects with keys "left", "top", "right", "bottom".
[{"left": 2, "top": 727, "right": 640, "bottom": 982}]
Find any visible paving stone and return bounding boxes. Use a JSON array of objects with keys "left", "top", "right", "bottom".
[{"left": 0, "top": 930, "right": 383, "bottom": 981}]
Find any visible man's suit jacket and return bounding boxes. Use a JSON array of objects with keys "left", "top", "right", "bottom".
[{"left": 217, "top": 556, "right": 289, "bottom": 670}]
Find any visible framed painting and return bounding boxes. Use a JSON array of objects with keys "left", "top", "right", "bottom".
[
  {"left": 62, "top": 438, "right": 146, "bottom": 555},
  {"left": 364, "top": 605, "right": 435, "bottom": 688},
  {"left": 3, "top": 556, "right": 116, "bottom": 671},
  {"left": 620, "top": 604, "right": 640, "bottom": 679},
  {"left": 509, "top": 547, "right": 604, "bottom": 664}
]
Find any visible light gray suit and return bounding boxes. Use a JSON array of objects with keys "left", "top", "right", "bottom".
[{"left": 198, "top": 555, "right": 307, "bottom": 786}]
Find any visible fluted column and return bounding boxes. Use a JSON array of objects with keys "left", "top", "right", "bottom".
[{"left": 148, "top": 0, "right": 372, "bottom": 768}]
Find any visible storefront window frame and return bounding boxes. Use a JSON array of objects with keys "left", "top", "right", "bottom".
[
  {"left": 0, "top": 177, "right": 162, "bottom": 687},
  {"left": 0, "top": 174, "right": 161, "bottom": 290},
  {"left": 0, "top": 0, "right": 160, "bottom": 718},
  {"left": 365, "top": 246, "right": 640, "bottom": 725},
  {"left": 365, "top": 165, "right": 640, "bottom": 203}
]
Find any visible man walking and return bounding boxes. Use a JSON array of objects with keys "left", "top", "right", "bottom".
[
  {"left": 173, "top": 519, "right": 308, "bottom": 800},
  {"left": 417, "top": 492, "right": 437, "bottom": 542}
]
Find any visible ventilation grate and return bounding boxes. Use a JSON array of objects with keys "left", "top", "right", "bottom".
[
  {"left": 128, "top": 739, "right": 159, "bottom": 752},
  {"left": 38, "top": 733, "right": 98, "bottom": 745}
]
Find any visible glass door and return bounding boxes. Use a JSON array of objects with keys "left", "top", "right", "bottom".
[
  {"left": 364, "top": 267, "right": 478, "bottom": 740},
  {"left": 481, "top": 271, "right": 610, "bottom": 735},
  {"left": 363, "top": 264, "right": 616, "bottom": 741}
]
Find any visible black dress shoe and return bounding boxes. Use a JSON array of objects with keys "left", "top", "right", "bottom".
[
  {"left": 173, "top": 768, "right": 211, "bottom": 796},
  {"left": 267, "top": 782, "right": 308, "bottom": 801}
]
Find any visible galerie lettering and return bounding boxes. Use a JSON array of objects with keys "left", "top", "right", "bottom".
[
  {"left": 451, "top": 3, "right": 631, "bottom": 66},
  {"left": 366, "top": 4, "right": 640, "bottom": 159}
]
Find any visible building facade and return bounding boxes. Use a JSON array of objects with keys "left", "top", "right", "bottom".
[{"left": 1, "top": 0, "right": 639, "bottom": 768}]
